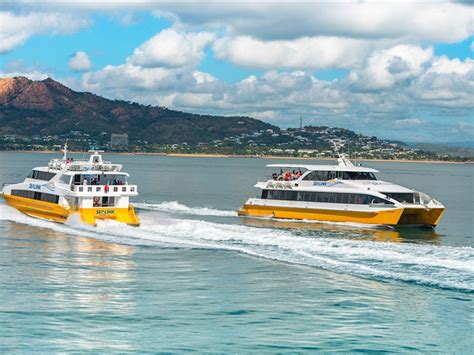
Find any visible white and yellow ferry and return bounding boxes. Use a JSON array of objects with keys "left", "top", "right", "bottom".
[
  {"left": 1, "top": 145, "right": 139, "bottom": 226},
  {"left": 238, "top": 154, "right": 445, "bottom": 227}
]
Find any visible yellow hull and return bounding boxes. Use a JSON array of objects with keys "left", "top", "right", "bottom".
[
  {"left": 238, "top": 204, "right": 405, "bottom": 226},
  {"left": 398, "top": 207, "right": 445, "bottom": 227},
  {"left": 1, "top": 194, "right": 140, "bottom": 226}
]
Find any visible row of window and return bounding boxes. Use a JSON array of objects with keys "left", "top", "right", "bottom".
[
  {"left": 383, "top": 193, "right": 417, "bottom": 204},
  {"left": 11, "top": 189, "right": 59, "bottom": 204},
  {"left": 72, "top": 174, "right": 127, "bottom": 186},
  {"left": 76, "top": 186, "right": 133, "bottom": 192},
  {"left": 27, "top": 170, "right": 56, "bottom": 181},
  {"left": 303, "top": 171, "right": 377, "bottom": 181},
  {"left": 261, "top": 189, "right": 392, "bottom": 205}
]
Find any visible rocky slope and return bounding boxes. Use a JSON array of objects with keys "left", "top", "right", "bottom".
[{"left": 0, "top": 77, "right": 276, "bottom": 144}]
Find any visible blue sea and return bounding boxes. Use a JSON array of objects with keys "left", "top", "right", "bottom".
[{"left": 0, "top": 152, "right": 472, "bottom": 352}]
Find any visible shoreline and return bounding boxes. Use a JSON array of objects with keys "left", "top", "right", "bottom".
[{"left": 0, "top": 150, "right": 470, "bottom": 164}]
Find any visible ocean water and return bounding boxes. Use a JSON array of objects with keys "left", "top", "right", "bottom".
[{"left": 0, "top": 152, "right": 472, "bottom": 352}]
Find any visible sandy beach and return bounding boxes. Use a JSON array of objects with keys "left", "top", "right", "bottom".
[{"left": 1, "top": 150, "right": 469, "bottom": 164}]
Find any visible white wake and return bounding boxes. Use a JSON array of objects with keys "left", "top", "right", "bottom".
[
  {"left": 1, "top": 204, "right": 472, "bottom": 292},
  {"left": 134, "top": 201, "right": 237, "bottom": 217}
]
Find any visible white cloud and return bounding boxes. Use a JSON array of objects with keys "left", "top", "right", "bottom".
[
  {"left": 349, "top": 45, "right": 434, "bottom": 90},
  {"left": 68, "top": 29, "right": 473, "bottom": 142},
  {"left": 0, "top": 70, "right": 49, "bottom": 81},
  {"left": 155, "top": 2, "right": 473, "bottom": 43},
  {"left": 68, "top": 51, "right": 92, "bottom": 72},
  {"left": 429, "top": 56, "right": 474, "bottom": 75},
  {"left": 213, "top": 36, "right": 374, "bottom": 69},
  {"left": 393, "top": 118, "right": 426, "bottom": 129},
  {"left": 0, "top": 11, "right": 89, "bottom": 53},
  {"left": 130, "top": 28, "right": 215, "bottom": 68}
]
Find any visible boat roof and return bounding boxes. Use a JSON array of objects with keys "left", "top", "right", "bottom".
[
  {"left": 266, "top": 164, "right": 379, "bottom": 173},
  {"left": 32, "top": 166, "right": 127, "bottom": 175}
]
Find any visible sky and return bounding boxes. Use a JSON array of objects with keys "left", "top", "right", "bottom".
[{"left": 0, "top": 1, "right": 473, "bottom": 143}]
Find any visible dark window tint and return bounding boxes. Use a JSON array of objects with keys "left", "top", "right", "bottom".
[
  {"left": 302, "top": 170, "right": 377, "bottom": 181},
  {"left": 262, "top": 190, "right": 392, "bottom": 205},
  {"left": 383, "top": 193, "right": 414, "bottom": 203},
  {"left": 342, "top": 172, "right": 377, "bottom": 180},
  {"left": 27, "top": 170, "right": 56, "bottom": 181},
  {"left": 303, "top": 171, "right": 329, "bottom": 181},
  {"left": 11, "top": 189, "right": 59, "bottom": 204}
]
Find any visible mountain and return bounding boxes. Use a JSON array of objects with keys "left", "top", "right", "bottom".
[
  {"left": 0, "top": 77, "right": 276, "bottom": 144},
  {"left": 413, "top": 143, "right": 474, "bottom": 158}
]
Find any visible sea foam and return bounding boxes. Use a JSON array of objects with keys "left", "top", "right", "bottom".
[{"left": 1, "top": 204, "right": 472, "bottom": 292}]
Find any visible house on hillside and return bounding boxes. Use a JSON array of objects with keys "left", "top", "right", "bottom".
[{"left": 110, "top": 133, "right": 128, "bottom": 151}]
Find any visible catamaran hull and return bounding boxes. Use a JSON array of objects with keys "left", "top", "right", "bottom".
[
  {"left": 2, "top": 194, "right": 140, "bottom": 226},
  {"left": 397, "top": 207, "right": 445, "bottom": 227},
  {"left": 238, "top": 203, "right": 444, "bottom": 227},
  {"left": 238, "top": 204, "right": 405, "bottom": 226}
]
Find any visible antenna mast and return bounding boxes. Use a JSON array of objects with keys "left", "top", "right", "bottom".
[
  {"left": 62, "top": 140, "right": 68, "bottom": 161},
  {"left": 332, "top": 141, "right": 354, "bottom": 167}
]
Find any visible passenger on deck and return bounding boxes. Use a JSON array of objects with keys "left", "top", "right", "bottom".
[
  {"left": 92, "top": 177, "right": 98, "bottom": 185},
  {"left": 82, "top": 177, "right": 88, "bottom": 185}
]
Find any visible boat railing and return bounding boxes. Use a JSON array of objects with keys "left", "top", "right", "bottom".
[
  {"left": 72, "top": 184, "right": 137, "bottom": 194},
  {"left": 48, "top": 159, "right": 121, "bottom": 172},
  {"left": 266, "top": 181, "right": 294, "bottom": 189}
]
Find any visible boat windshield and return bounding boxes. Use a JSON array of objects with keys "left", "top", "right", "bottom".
[{"left": 303, "top": 170, "right": 377, "bottom": 181}]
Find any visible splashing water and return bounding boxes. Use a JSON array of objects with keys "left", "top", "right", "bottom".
[
  {"left": 1, "top": 204, "right": 472, "bottom": 292},
  {"left": 134, "top": 201, "right": 237, "bottom": 217}
]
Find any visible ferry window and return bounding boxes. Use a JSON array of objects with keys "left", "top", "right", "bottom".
[
  {"left": 413, "top": 193, "right": 420, "bottom": 204},
  {"left": 122, "top": 187, "right": 126, "bottom": 192},
  {"left": 41, "top": 193, "right": 59, "bottom": 204},
  {"left": 383, "top": 193, "right": 414, "bottom": 203},
  {"left": 59, "top": 175, "right": 71, "bottom": 184},
  {"left": 370, "top": 196, "right": 386, "bottom": 204},
  {"left": 28, "top": 170, "right": 56, "bottom": 181},
  {"left": 275, "top": 191, "right": 284, "bottom": 200},
  {"left": 287, "top": 191, "right": 297, "bottom": 201},
  {"left": 11, "top": 190, "right": 58, "bottom": 204},
  {"left": 348, "top": 194, "right": 356, "bottom": 204},
  {"left": 262, "top": 190, "right": 392, "bottom": 205},
  {"left": 342, "top": 172, "right": 377, "bottom": 180},
  {"left": 301, "top": 191, "right": 310, "bottom": 201},
  {"left": 303, "top": 171, "right": 329, "bottom": 181},
  {"left": 73, "top": 174, "right": 81, "bottom": 185}
]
